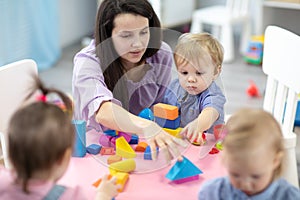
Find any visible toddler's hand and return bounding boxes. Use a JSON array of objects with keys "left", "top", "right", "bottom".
[
  {"left": 181, "top": 120, "right": 205, "bottom": 145},
  {"left": 96, "top": 174, "right": 120, "bottom": 200}
]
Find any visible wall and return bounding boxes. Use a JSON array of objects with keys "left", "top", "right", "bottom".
[{"left": 58, "top": 0, "right": 97, "bottom": 48}]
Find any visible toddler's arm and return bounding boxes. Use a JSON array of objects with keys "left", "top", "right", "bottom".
[{"left": 181, "top": 107, "right": 219, "bottom": 144}]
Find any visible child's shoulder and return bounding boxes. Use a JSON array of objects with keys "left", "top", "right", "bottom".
[
  {"left": 198, "top": 177, "right": 231, "bottom": 200},
  {"left": 272, "top": 178, "right": 300, "bottom": 199}
]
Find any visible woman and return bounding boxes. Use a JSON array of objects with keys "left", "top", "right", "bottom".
[{"left": 72, "top": 0, "right": 184, "bottom": 161}]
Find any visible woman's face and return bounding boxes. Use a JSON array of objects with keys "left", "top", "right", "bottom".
[{"left": 112, "top": 13, "right": 150, "bottom": 69}]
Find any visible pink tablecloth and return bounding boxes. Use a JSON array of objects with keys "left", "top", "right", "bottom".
[{"left": 58, "top": 130, "right": 227, "bottom": 200}]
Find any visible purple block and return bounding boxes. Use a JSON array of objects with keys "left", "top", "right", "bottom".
[
  {"left": 99, "top": 134, "right": 114, "bottom": 147},
  {"left": 118, "top": 131, "right": 132, "bottom": 143},
  {"left": 172, "top": 175, "right": 199, "bottom": 184}
]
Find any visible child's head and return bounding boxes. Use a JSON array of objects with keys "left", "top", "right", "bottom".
[
  {"left": 174, "top": 33, "right": 224, "bottom": 95},
  {"left": 7, "top": 77, "right": 74, "bottom": 193},
  {"left": 222, "top": 108, "right": 284, "bottom": 196}
]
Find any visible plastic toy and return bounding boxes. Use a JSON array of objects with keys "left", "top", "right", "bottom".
[
  {"left": 100, "top": 147, "right": 114, "bottom": 155},
  {"left": 72, "top": 120, "right": 86, "bottom": 157},
  {"left": 86, "top": 144, "right": 101, "bottom": 155},
  {"left": 153, "top": 103, "right": 179, "bottom": 120},
  {"left": 107, "top": 155, "right": 122, "bottom": 165},
  {"left": 163, "top": 127, "right": 182, "bottom": 138},
  {"left": 244, "top": 35, "right": 264, "bottom": 65},
  {"left": 247, "top": 80, "right": 260, "bottom": 97},
  {"left": 116, "top": 136, "right": 136, "bottom": 158},
  {"left": 109, "top": 158, "right": 136, "bottom": 173},
  {"left": 135, "top": 141, "right": 148, "bottom": 152},
  {"left": 165, "top": 156, "right": 203, "bottom": 183},
  {"left": 155, "top": 115, "right": 181, "bottom": 129},
  {"left": 138, "top": 108, "right": 154, "bottom": 120}
]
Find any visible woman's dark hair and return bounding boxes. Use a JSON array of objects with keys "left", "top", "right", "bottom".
[
  {"left": 7, "top": 76, "right": 74, "bottom": 193},
  {"left": 94, "top": 0, "right": 162, "bottom": 92}
]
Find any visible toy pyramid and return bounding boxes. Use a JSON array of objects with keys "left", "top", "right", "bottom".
[{"left": 166, "top": 156, "right": 202, "bottom": 183}]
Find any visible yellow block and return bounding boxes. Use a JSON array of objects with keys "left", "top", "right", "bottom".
[
  {"left": 163, "top": 127, "right": 182, "bottom": 138},
  {"left": 114, "top": 172, "right": 129, "bottom": 192},
  {"left": 116, "top": 136, "right": 136, "bottom": 158},
  {"left": 109, "top": 158, "right": 136, "bottom": 173}
]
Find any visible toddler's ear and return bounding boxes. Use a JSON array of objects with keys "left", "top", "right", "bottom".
[
  {"left": 213, "top": 65, "right": 222, "bottom": 79},
  {"left": 273, "top": 151, "right": 284, "bottom": 168}
]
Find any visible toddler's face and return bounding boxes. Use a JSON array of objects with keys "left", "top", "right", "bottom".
[
  {"left": 223, "top": 148, "right": 280, "bottom": 196},
  {"left": 177, "top": 61, "right": 216, "bottom": 95}
]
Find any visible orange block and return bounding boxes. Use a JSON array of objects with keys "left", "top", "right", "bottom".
[
  {"left": 107, "top": 155, "right": 122, "bottom": 165},
  {"left": 153, "top": 103, "right": 178, "bottom": 120},
  {"left": 135, "top": 141, "right": 148, "bottom": 152}
]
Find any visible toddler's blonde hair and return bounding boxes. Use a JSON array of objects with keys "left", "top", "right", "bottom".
[
  {"left": 174, "top": 33, "right": 224, "bottom": 75},
  {"left": 223, "top": 108, "right": 284, "bottom": 178}
]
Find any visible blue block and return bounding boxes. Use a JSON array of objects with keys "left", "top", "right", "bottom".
[
  {"left": 72, "top": 120, "right": 87, "bottom": 157},
  {"left": 155, "top": 116, "right": 180, "bottom": 129},
  {"left": 129, "top": 134, "right": 139, "bottom": 144},
  {"left": 87, "top": 144, "right": 101, "bottom": 155},
  {"left": 295, "top": 101, "right": 300, "bottom": 126},
  {"left": 138, "top": 108, "right": 154, "bottom": 121},
  {"left": 144, "top": 146, "right": 152, "bottom": 160},
  {"left": 104, "top": 129, "right": 117, "bottom": 136}
]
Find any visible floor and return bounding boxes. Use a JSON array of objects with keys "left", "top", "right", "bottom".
[{"left": 38, "top": 29, "right": 298, "bottom": 184}]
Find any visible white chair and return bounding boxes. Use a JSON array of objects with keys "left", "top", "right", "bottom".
[
  {"left": 262, "top": 26, "right": 300, "bottom": 188},
  {"left": 0, "top": 59, "right": 38, "bottom": 168},
  {"left": 190, "top": 0, "right": 251, "bottom": 62}
]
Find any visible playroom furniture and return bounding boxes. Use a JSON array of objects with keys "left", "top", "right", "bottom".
[
  {"left": 0, "top": 59, "right": 38, "bottom": 168},
  {"left": 190, "top": 0, "right": 251, "bottom": 62},
  {"left": 262, "top": 25, "right": 300, "bottom": 188}
]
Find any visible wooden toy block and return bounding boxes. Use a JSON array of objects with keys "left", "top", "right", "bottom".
[
  {"left": 116, "top": 136, "right": 136, "bottom": 158},
  {"left": 166, "top": 156, "right": 202, "bottom": 182},
  {"left": 129, "top": 134, "right": 139, "bottom": 144},
  {"left": 71, "top": 120, "right": 87, "bottom": 157},
  {"left": 163, "top": 127, "right": 182, "bottom": 138},
  {"left": 107, "top": 155, "right": 122, "bottom": 165},
  {"left": 135, "top": 141, "right": 148, "bottom": 152},
  {"left": 86, "top": 144, "right": 101, "bottom": 155},
  {"left": 100, "top": 146, "right": 115, "bottom": 155},
  {"left": 109, "top": 158, "right": 136, "bottom": 173},
  {"left": 155, "top": 116, "right": 180, "bottom": 129},
  {"left": 153, "top": 103, "right": 178, "bottom": 120}
]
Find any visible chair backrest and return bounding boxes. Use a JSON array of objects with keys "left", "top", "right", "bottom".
[
  {"left": 262, "top": 26, "right": 300, "bottom": 136},
  {"left": 226, "top": 0, "right": 250, "bottom": 16},
  {"left": 0, "top": 59, "right": 38, "bottom": 134}
]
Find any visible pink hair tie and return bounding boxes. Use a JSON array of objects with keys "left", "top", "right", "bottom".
[{"left": 36, "top": 94, "right": 47, "bottom": 102}]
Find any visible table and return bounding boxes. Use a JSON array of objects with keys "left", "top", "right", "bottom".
[{"left": 58, "top": 129, "right": 227, "bottom": 200}]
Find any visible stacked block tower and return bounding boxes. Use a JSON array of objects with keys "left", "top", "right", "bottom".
[{"left": 153, "top": 103, "right": 182, "bottom": 138}]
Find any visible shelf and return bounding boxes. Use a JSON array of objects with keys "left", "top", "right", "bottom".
[{"left": 263, "top": 1, "right": 300, "bottom": 10}]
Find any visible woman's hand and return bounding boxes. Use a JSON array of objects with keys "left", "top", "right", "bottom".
[
  {"left": 143, "top": 122, "right": 187, "bottom": 162},
  {"left": 96, "top": 174, "right": 120, "bottom": 200}
]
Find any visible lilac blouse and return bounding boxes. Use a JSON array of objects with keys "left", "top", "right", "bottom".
[{"left": 72, "top": 40, "right": 173, "bottom": 131}]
